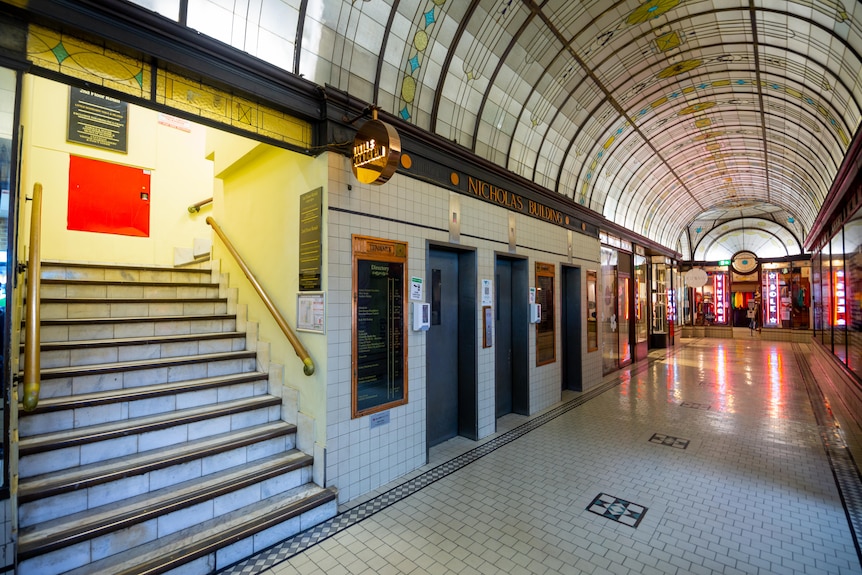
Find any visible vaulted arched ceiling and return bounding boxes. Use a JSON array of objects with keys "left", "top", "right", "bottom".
[{"left": 132, "top": 0, "right": 862, "bottom": 256}]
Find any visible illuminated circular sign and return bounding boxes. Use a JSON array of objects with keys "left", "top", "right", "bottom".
[
  {"left": 352, "top": 118, "right": 401, "bottom": 185},
  {"left": 685, "top": 268, "right": 708, "bottom": 287},
  {"left": 731, "top": 251, "right": 758, "bottom": 274}
]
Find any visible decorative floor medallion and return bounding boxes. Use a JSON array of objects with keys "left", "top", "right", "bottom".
[
  {"left": 587, "top": 493, "right": 647, "bottom": 528},
  {"left": 649, "top": 433, "right": 690, "bottom": 449}
]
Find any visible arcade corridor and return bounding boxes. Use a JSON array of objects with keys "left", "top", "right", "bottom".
[{"left": 220, "top": 337, "right": 862, "bottom": 575}]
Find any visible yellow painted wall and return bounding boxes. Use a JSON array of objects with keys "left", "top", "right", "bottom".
[
  {"left": 19, "top": 75, "right": 212, "bottom": 265},
  {"left": 212, "top": 143, "right": 329, "bottom": 444}
]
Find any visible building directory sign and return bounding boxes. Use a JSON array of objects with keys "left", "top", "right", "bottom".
[{"left": 352, "top": 235, "right": 408, "bottom": 417}]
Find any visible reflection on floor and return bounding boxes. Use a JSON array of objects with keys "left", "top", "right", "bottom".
[{"left": 220, "top": 338, "right": 862, "bottom": 575}]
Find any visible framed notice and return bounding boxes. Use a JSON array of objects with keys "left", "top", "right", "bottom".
[
  {"left": 67, "top": 87, "right": 129, "bottom": 153},
  {"left": 535, "top": 262, "right": 556, "bottom": 365},
  {"left": 297, "top": 292, "right": 325, "bottom": 333},
  {"left": 352, "top": 235, "right": 408, "bottom": 418}
]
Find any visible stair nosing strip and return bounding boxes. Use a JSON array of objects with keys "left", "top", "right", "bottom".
[
  {"left": 17, "top": 422, "right": 296, "bottom": 503},
  {"left": 36, "top": 313, "right": 236, "bottom": 326},
  {"left": 19, "top": 395, "right": 282, "bottom": 456},
  {"left": 41, "top": 279, "right": 219, "bottom": 287},
  {"left": 39, "top": 297, "right": 228, "bottom": 304},
  {"left": 18, "top": 452, "right": 314, "bottom": 559}
]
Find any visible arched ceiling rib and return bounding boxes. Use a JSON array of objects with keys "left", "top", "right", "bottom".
[{"left": 137, "top": 0, "right": 862, "bottom": 256}]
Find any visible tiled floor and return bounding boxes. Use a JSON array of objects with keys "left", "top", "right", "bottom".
[{"left": 220, "top": 338, "right": 862, "bottom": 574}]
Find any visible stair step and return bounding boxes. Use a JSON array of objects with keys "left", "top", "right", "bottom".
[
  {"left": 28, "top": 331, "right": 246, "bottom": 352},
  {"left": 34, "top": 350, "right": 256, "bottom": 380},
  {"left": 25, "top": 485, "right": 337, "bottom": 575},
  {"left": 41, "top": 262, "right": 213, "bottom": 284},
  {"left": 18, "top": 450, "right": 313, "bottom": 560},
  {"left": 18, "top": 421, "right": 296, "bottom": 503},
  {"left": 22, "top": 371, "right": 267, "bottom": 414},
  {"left": 20, "top": 394, "right": 282, "bottom": 456}
]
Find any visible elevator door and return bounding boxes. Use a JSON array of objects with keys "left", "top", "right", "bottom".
[
  {"left": 427, "top": 249, "right": 459, "bottom": 447},
  {"left": 496, "top": 260, "right": 513, "bottom": 417}
]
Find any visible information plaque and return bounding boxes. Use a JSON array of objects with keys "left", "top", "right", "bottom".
[
  {"left": 352, "top": 235, "right": 408, "bottom": 417},
  {"left": 299, "top": 188, "right": 323, "bottom": 291},
  {"left": 67, "top": 87, "right": 128, "bottom": 153}
]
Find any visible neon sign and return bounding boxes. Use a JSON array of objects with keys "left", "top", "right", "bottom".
[
  {"left": 667, "top": 288, "right": 676, "bottom": 323},
  {"left": 714, "top": 273, "right": 726, "bottom": 324},
  {"left": 765, "top": 271, "right": 779, "bottom": 326},
  {"left": 835, "top": 269, "right": 846, "bottom": 326}
]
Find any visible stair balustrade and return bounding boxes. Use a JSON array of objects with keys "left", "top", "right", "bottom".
[
  {"left": 205, "top": 216, "right": 315, "bottom": 376},
  {"left": 23, "top": 183, "right": 43, "bottom": 411}
]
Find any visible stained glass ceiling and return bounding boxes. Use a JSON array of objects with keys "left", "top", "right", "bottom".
[{"left": 132, "top": 0, "right": 862, "bottom": 257}]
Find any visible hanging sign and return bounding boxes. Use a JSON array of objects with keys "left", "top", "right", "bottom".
[
  {"left": 352, "top": 112, "right": 401, "bottom": 185},
  {"left": 685, "top": 268, "right": 708, "bottom": 287}
]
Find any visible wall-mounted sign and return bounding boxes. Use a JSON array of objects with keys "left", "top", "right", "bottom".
[
  {"left": 352, "top": 235, "right": 408, "bottom": 418},
  {"left": 765, "top": 270, "right": 780, "bottom": 326},
  {"left": 834, "top": 269, "right": 847, "bottom": 326},
  {"left": 714, "top": 273, "right": 726, "bottom": 324},
  {"left": 68, "top": 87, "right": 128, "bottom": 153},
  {"left": 352, "top": 112, "right": 401, "bottom": 185},
  {"left": 299, "top": 188, "right": 323, "bottom": 291},
  {"left": 297, "top": 292, "right": 325, "bottom": 333}
]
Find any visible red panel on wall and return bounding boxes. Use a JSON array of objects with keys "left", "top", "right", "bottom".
[{"left": 68, "top": 155, "right": 150, "bottom": 237}]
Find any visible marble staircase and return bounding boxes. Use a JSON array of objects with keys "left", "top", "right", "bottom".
[{"left": 16, "top": 261, "right": 335, "bottom": 575}]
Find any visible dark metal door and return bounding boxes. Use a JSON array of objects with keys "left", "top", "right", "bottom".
[
  {"left": 495, "top": 259, "right": 513, "bottom": 417},
  {"left": 427, "top": 249, "right": 459, "bottom": 447}
]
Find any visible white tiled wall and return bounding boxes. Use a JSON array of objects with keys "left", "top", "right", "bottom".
[{"left": 324, "top": 154, "right": 601, "bottom": 504}]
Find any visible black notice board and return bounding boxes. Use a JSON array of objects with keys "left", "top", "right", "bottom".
[
  {"left": 299, "top": 187, "right": 323, "bottom": 291},
  {"left": 67, "top": 87, "right": 129, "bottom": 153},
  {"left": 352, "top": 236, "right": 408, "bottom": 417}
]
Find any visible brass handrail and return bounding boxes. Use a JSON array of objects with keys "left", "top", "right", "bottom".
[
  {"left": 188, "top": 197, "right": 213, "bottom": 213},
  {"left": 206, "top": 216, "right": 315, "bottom": 376},
  {"left": 23, "top": 183, "right": 43, "bottom": 411}
]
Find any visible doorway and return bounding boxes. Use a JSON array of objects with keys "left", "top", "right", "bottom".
[
  {"left": 426, "top": 244, "right": 477, "bottom": 449},
  {"left": 495, "top": 254, "right": 529, "bottom": 417},
  {"left": 561, "top": 265, "right": 583, "bottom": 391}
]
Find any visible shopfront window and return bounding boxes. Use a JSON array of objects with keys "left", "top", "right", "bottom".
[
  {"left": 831, "top": 230, "right": 847, "bottom": 362},
  {"left": 601, "top": 246, "right": 618, "bottom": 374},
  {"left": 845, "top": 210, "right": 862, "bottom": 375},
  {"left": 634, "top": 254, "right": 648, "bottom": 343}
]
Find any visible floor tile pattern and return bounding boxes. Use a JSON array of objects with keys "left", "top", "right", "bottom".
[
  {"left": 218, "top": 374, "right": 634, "bottom": 575},
  {"left": 649, "top": 433, "right": 690, "bottom": 449},
  {"left": 586, "top": 493, "right": 648, "bottom": 528},
  {"left": 218, "top": 340, "right": 862, "bottom": 575},
  {"left": 793, "top": 343, "right": 862, "bottom": 560}
]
